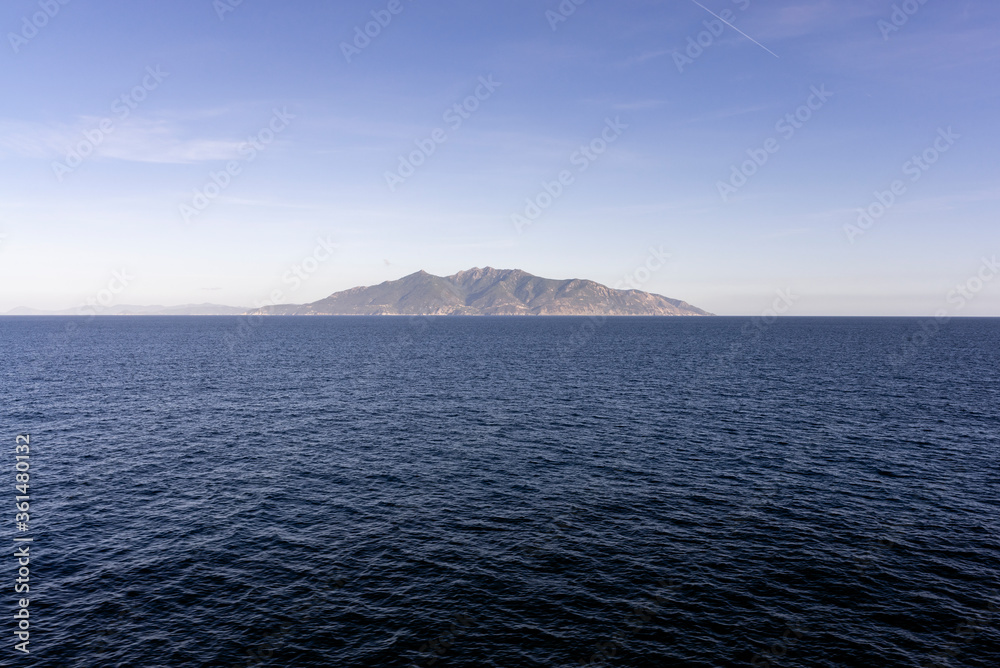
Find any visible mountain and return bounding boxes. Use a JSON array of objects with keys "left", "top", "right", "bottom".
[
  {"left": 3, "top": 303, "right": 248, "bottom": 316},
  {"left": 251, "top": 267, "right": 712, "bottom": 316}
]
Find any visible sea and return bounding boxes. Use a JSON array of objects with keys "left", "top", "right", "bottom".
[{"left": 1, "top": 316, "right": 998, "bottom": 667}]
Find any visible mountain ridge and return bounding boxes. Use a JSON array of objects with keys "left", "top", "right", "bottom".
[{"left": 251, "top": 267, "right": 712, "bottom": 316}]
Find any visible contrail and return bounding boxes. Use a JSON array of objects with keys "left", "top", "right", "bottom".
[{"left": 689, "top": 0, "right": 780, "bottom": 59}]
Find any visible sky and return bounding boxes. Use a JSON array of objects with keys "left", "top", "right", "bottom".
[{"left": 1, "top": 0, "right": 998, "bottom": 316}]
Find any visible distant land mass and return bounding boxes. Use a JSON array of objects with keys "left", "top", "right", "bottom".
[
  {"left": 3, "top": 303, "right": 248, "bottom": 316},
  {"left": 4, "top": 268, "right": 712, "bottom": 317},
  {"left": 251, "top": 267, "right": 712, "bottom": 316}
]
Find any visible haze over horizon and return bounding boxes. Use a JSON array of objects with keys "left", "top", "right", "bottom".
[
  {"left": 2, "top": 0, "right": 998, "bottom": 316},
  {"left": 5, "top": 265, "right": 719, "bottom": 316}
]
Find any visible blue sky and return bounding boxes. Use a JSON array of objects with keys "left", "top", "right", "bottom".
[{"left": 1, "top": 0, "right": 998, "bottom": 315}]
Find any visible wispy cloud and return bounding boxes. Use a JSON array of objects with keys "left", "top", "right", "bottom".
[
  {"left": 0, "top": 116, "right": 246, "bottom": 164},
  {"left": 801, "top": 187, "right": 1000, "bottom": 226},
  {"left": 208, "top": 197, "right": 318, "bottom": 210},
  {"left": 627, "top": 48, "right": 673, "bottom": 65},
  {"left": 684, "top": 104, "right": 772, "bottom": 124},
  {"left": 742, "top": 1, "right": 883, "bottom": 40},
  {"left": 763, "top": 227, "right": 813, "bottom": 239},
  {"left": 0, "top": 121, "right": 71, "bottom": 159},
  {"left": 612, "top": 99, "right": 670, "bottom": 111}
]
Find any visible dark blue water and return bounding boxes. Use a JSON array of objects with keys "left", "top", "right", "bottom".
[{"left": 2, "top": 316, "right": 998, "bottom": 667}]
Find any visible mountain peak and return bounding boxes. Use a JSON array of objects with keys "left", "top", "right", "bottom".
[{"left": 451, "top": 266, "right": 503, "bottom": 278}]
